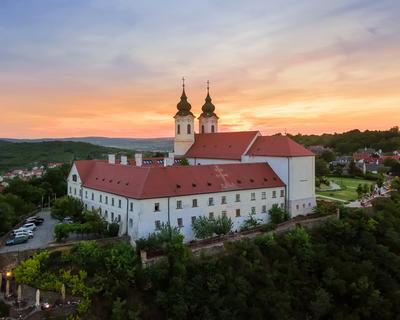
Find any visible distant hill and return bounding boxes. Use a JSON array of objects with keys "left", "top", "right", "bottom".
[
  {"left": 0, "top": 140, "right": 125, "bottom": 173},
  {"left": 290, "top": 127, "right": 400, "bottom": 154},
  {"left": 1, "top": 137, "right": 174, "bottom": 152}
]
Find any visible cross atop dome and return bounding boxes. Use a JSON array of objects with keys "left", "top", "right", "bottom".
[{"left": 175, "top": 76, "right": 194, "bottom": 117}]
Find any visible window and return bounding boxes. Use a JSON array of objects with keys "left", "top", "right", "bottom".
[
  {"left": 191, "top": 216, "right": 196, "bottom": 224},
  {"left": 91, "top": 206, "right": 94, "bottom": 211},
  {"left": 85, "top": 191, "right": 88, "bottom": 198},
  {"left": 251, "top": 192, "right": 256, "bottom": 201},
  {"left": 187, "top": 124, "right": 191, "bottom": 134},
  {"left": 91, "top": 193, "right": 94, "bottom": 200},
  {"left": 74, "top": 188, "right": 76, "bottom": 195},
  {"left": 72, "top": 174, "right": 77, "bottom": 182},
  {"left": 130, "top": 203, "right": 133, "bottom": 211},
  {"left": 280, "top": 190, "right": 285, "bottom": 197},
  {"left": 79, "top": 189, "right": 82, "bottom": 196},
  {"left": 99, "top": 194, "right": 102, "bottom": 203},
  {"left": 85, "top": 204, "right": 88, "bottom": 210},
  {"left": 177, "top": 200, "right": 182, "bottom": 209},
  {"left": 177, "top": 218, "right": 183, "bottom": 227},
  {"left": 112, "top": 198, "right": 115, "bottom": 206},
  {"left": 129, "top": 218, "right": 133, "bottom": 228},
  {"left": 251, "top": 207, "right": 256, "bottom": 215},
  {"left": 221, "top": 196, "right": 227, "bottom": 204},
  {"left": 118, "top": 214, "right": 121, "bottom": 222},
  {"left": 309, "top": 202, "right": 311, "bottom": 207},
  {"left": 261, "top": 191, "right": 266, "bottom": 200},
  {"left": 222, "top": 211, "right": 227, "bottom": 217},
  {"left": 235, "top": 194, "right": 240, "bottom": 202},
  {"left": 303, "top": 203, "right": 306, "bottom": 209},
  {"left": 296, "top": 204, "right": 299, "bottom": 210},
  {"left": 262, "top": 205, "right": 267, "bottom": 213},
  {"left": 208, "top": 197, "right": 214, "bottom": 206},
  {"left": 154, "top": 203, "right": 160, "bottom": 212},
  {"left": 177, "top": 124, "right": 181, "bottom": 135},
  {"left": 280, "top": 203, "right": 284, "bottom": 209},
  {"left": 99, "top": 207, "right": 102, "bottom": 214},
  {"left": 192, "top": 199, "right": 198, "bottom": 207},
  {"left": 209, "top": 212, "right": 214, "bottom": 219},
  {"left": 69, "top": 186, "right": 72, "bottom": 194},
  {"left": 118, "top": 199, "right": 122, "bottom": 208},
  {"left": 201, "top": 125, "right": 205, "bottom": 133},
  {"left": 272, "top": 191, "right": 277, "bottom": 198},
  {"left": 155, "top": 220, "right": 161, "bottom": 230},
  {"left": 111, "top": 212, "right": 114, "bottom": 221},
  {"left": 105, "top": 210, "right": 108, "bottom": 219},
  {"left": 235, "top": 209, "right": 241, "bottom": 217},
  {"left": 211, "top": 125, "right": 215, "bottom": 133},
  {"left": 105, "top": 196, "right": 108, "bottom": 204}
]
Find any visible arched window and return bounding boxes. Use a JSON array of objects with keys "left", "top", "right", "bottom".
[
  {"left": 187, "top": 124, "right": 191, "bottom": 134},
  {"left": 201, "top": 125, "right": 205, "bottom": 133},
  {"left": 177, "top": 124, "right": 181, "bottom": 135},
  {"left": 211, "top": 125, "right": 215, "bottom": 133}
]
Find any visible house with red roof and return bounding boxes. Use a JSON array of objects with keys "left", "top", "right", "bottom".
[{"left": 68, "top": 82, "right": 315, "bottom": 243}]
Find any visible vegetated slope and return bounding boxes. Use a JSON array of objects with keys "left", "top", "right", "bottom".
[
  {"left": 0, "top": 140, "right": 123, "bottom": 172},
  {"left": 290, "top": 127, "right": 400, "bottom": 154}
]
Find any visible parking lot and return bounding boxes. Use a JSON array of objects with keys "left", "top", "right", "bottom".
[{"left": 0, "top": 209, "right": 58, "bottom": 253}]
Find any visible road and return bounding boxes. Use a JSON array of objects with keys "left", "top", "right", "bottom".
[{"left": 0, "top": 209, "right": 58, "bottom": 253}]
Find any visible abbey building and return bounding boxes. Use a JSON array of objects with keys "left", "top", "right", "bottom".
[{"left": 67, "top": 82, "right": 316, "bottom": 242}]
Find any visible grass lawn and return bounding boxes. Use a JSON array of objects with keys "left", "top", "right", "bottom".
[{"left": 316, "top": 177, "right": 376, "bottom": 203}]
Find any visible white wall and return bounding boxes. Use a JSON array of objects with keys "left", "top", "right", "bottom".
[
  {"left": 199, "top": 116, "right": 218, "bottom": 133},
  {"left": 174, "top": 115, "right": 195, "bottom": 156},
  {"left": 128, "top": 187, "right": 285, "bottom": 242}
]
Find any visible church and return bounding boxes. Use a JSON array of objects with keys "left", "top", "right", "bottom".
[{"left": 67, "top": 81, "right": 316, "bottom": 242}]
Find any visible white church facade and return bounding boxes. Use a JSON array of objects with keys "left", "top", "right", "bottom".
[{"left": 67, "top": 82, "right": 316, "bottom": 242}]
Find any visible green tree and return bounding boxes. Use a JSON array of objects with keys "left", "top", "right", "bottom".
[
  {"left": 315, "top": 157, "right": 329, "bottom": 177},
  {"left": 0, "top": 201, "right": 14, "bottom": 234},
  {"left": 191, "top": 216, "right": 215, "bottom": 239},
  {"left": 51, "top": 196, "right": 84, "bottom": 221},
  {"left": 214, "top": 216, "right": 233, "bottom": 236},
  {"left": 268, "top": 204, "right": 290, "bottom": 224},
  {"left": 321, "top": 150, "right": 335, "bottom": 163},
  {"left": 356, "top": 184, "right": 364, "bottom": 199}
]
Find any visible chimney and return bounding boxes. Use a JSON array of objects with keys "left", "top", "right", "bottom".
[
  {"left": 135, "top": 153, "right": 142, "bottom": 167},
  {"left": 108, "top": 154, "right": 115, "bottom": 164},
  {"left": 164, "top": 152, "right": 174, "bottom": 166},
  {"left": 121, "top": 155, "right": 128, "bottom": 165}
]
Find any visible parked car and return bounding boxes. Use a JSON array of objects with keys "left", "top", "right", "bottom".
[
  {"left": 21, "top": 222, "right": 37, "bottom": 231},
  {"left": 6, "top": 234, "right": 28, "bottom": 246},
  {"left": 13, "top": 230, "right": 34, "bottom": 239},
  {"left": 63, "top": 217, "right": 73, "bottom": 224},
  {"left": 26, "top": 217, "right": 44, "bottom": 225},
  {"left": 12, "top": 227, "right": 30, "bottom": 235}
]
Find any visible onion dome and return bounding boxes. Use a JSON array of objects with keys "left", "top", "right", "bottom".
[
  {"left": 200, "top": 81, "right": 218, "bottom": 118},
  {"left": 175, "top": 77, "right": 194, "bottom": 117}
]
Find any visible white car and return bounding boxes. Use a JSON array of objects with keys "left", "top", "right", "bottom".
[
  {"left": 12, "top": 227, "right": 30, "bottom": 234},
  {"left": 14, "top": 230, "right": 34, "bottom": 239},
  {"left": 22, "top": 223, "right": 37, "bottom": 231}
]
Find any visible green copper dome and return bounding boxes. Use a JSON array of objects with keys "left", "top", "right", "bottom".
[{"left": 175, "top": 82, "right": 194, "bottom": 117}]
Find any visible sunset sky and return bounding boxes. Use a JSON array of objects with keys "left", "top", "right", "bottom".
[{"left": 0, "top": 0, "right": 399, "bottom": 138}]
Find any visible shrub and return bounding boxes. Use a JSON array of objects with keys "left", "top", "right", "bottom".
[
  {"left": 268, "top": 204, "right": 290, "bottom": 224},
  {"left": 51, "top": 196, "right": 84, "bottom": 221},
  {"left": 108, "top": 222, "right": 120, "bottom": 237}
]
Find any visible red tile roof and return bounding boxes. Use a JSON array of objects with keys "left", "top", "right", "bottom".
[
  {"left": 185, "top": 131, "right": 260, "bottom": 160},
  {"left": 74, "top": 160, "right": 284, "bottom": 199},
  {"left": 246, "top": 135, "right": 314, "bottom": 157}
]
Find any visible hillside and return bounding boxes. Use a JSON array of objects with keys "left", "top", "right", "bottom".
[
  {"left": 1, "top": 137, "right": 174, "bottom": 152},
  {"left": 0, "top": 140, "right": 124, "bottom": 173},
  {"left": 290, "top": 127, "right": 400, "bottom": 154}
]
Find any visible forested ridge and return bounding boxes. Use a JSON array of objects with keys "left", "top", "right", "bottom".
[
  {"left": 0, "top": 140, "right": 122, "bottom": 173},
  {"left": 290, "top": 127, "right": 400, "bottom": 154}
]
